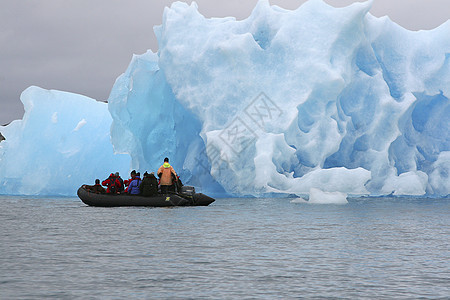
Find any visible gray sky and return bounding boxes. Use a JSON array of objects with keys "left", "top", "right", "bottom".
[{"left": 0, "top": 0, "right": 448, "bottom": 125}]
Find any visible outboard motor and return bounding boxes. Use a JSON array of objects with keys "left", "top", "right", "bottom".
[{"left": 180, "top": 185, "right": 195, "bottom": 196}]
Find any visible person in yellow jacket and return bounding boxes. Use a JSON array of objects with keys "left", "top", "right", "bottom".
[{"left": 157, "top": 157, "right": 178, "bottom": 194}]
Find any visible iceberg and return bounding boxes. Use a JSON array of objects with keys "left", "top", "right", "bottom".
[
  {"left": 308, "top": 188, "right": 348, "bottom": 205},
  {"left": 290, "top": 188, "right": 348, "bottom": 204},
  {"left": 0, "top": 87, "right": 130, "bottom": 195},
  {"left": 0, "top": 0, "right": 449, "bottom": 197}
]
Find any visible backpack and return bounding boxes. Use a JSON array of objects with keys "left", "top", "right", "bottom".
[
  {"left": 118, "top": 177, "right": 124, "bottom": 191},
  {"left": 109, "top": 178, "right": 117, "bottom": 193}
]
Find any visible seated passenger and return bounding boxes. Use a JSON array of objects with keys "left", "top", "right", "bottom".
[
  {"left": 102, "top": 173, "right": 122, "bottom": 194},
  {"left": 127, "top": 172, "right": 141, "bottom": 195},
  {"left": 140, "top": 172, "right": 158, "bottom": 197},
  {"left": 115, "top": 172, "right": 124, "bottom": 192},
  {"left": 124, "top": 170, "right": 136, "bottom": 193},
  {"left": 83, "top": 179, "right": 106, "bottom": 194}
]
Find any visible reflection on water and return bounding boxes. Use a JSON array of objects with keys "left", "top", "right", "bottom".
[{"left": 0, "top": 196, "right": 449, "bottom": 299}]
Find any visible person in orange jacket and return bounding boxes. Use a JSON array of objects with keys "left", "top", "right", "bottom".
[{"left": 157, "top": 157, "right": 177, "bottom": 194}]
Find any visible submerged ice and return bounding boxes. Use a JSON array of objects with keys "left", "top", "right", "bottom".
[{"left": 0, "top": 0, "right": 449, "bottom": 196}]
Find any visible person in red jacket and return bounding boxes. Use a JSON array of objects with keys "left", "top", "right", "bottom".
[{"left": 102, "top": 173, "right": 122, "bottom": 194}]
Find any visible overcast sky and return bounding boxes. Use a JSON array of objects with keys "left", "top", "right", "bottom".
[{"left": 0, "top": 0, "right": 448, "bottom": 125}]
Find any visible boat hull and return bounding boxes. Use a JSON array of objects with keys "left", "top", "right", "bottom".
[{"left": 77, "top": 187, "right": 215, "bottom": 207}]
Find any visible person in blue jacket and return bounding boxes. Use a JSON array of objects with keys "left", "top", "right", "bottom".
[{"left": 127, "top": 172, "right": 141, "bottom": 195}]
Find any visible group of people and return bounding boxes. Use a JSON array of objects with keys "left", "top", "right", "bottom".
[{"left": 83, "top": 157, "right": 180, "bottom": 196}]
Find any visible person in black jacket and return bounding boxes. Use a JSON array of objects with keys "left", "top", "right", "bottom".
[
  {"left": 115, "top": 172, "right": 124, "bottom": 192},
  {"left": 139, "top": 172, "right": 158, "bottom": 197},
  {"left": 83, "top": 179, "right": 106, "bottom": 194}
]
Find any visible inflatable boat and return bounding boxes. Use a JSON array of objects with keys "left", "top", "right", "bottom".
[{"left": 77, "top": 185, "right": 215, "bottom": 207}]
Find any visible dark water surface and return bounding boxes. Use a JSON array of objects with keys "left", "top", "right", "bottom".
[{"left": 1, "top": 196, "right": 449, "bottom": 299}]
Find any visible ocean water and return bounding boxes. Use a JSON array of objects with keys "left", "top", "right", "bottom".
[{"left": 0, "top": 195, "right": 448, "bottom": 299}]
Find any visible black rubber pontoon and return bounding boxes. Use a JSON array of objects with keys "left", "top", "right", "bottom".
[{"left": 77, "top": 186, "right": 215, "bottom": 207}]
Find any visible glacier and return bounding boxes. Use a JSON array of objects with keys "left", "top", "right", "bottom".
[{"left": 0, "top": 0, "right": 449, "bottom": 197}]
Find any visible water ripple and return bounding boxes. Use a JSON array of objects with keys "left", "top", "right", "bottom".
[{"left": 0, "top": 196, "right": 449, "bottom": 299}]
